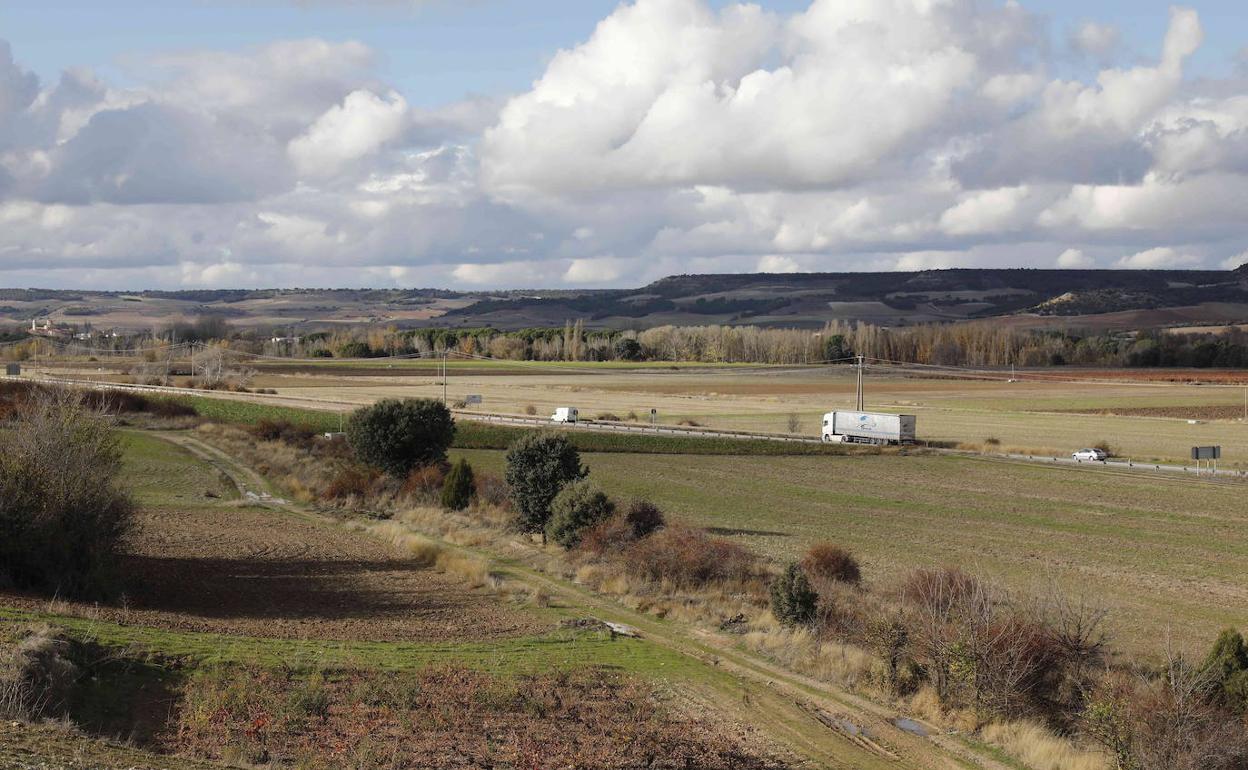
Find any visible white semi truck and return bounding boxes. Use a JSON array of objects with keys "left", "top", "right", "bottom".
[{"left": 822, "top": 410, "right": 916, "bottom": 445}]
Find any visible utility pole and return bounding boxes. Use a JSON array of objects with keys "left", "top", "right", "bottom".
[
  {"left": 855, "top": 354, "right": 864, "bottom": 411},
  {"left": 442, "top": 349, "right": 448, "bottom": 405}
]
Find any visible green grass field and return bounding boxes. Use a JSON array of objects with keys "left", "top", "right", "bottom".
[{"left": 455, "top": 447, "right": 1248, "bottom": 658}]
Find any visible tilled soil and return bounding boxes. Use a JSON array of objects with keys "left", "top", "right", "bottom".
[
  {"left": 1, "top": 505, "right": 543, "bottom": 642},
  {"left": 1064, "top": 405, "right": 1247, "bottom": 420}
]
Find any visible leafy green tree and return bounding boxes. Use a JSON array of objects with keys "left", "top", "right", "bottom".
[
  {"left": 440, "top": 458, "right": 475, "bottom": 511},
  {"left": 1203, "top": 628, "right": 1248, "bottom": 712},
  {"left": 546, "top": 481, "right": 615, "bottom": 548},
  {"left": 613, "top": 337, "right": 643, "bottom": 361},
  {"left": 336, "top": 341, "right": 374, "bottom": 359},
  {"left": 770, "top": 562, "right": 818, "bottom": 627},
  {"left": 346, "top": 398, "right": 455, "bottom": 477},
  {"left": 505, "top": 432, "right": 586, "bottom": 540},
  {"left": 822, "top": 334, "right": 852, "bottom": 361}
]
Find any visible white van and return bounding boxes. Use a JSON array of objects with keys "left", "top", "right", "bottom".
[{"left": 551, "top": 407, "right": 579, "bottom": 423}]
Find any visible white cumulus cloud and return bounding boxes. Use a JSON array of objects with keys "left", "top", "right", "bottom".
[
  {"left": 288, "top": 89, "right": 408, "bottom": 177},
  {"left": 0, "top": 3, "right": 1247, "bottom": 289},
  {"left": 1115, "top": 246, "right": 1200, "bottom": 268},
  {"left": 1056, "top": 248, "right": 1095, "bottom": 268}
]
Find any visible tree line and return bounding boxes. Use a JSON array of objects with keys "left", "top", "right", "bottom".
[{"left": 7, "top": 316, "right": 1248, "bottom": 369}]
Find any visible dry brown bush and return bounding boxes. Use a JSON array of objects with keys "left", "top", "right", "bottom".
[
  {"left": 321, "top": 466, "right": 381, "bottom": 501},
  {"left": 0, "top": 390, "right": 134, "bottom": 597},
  {"left": 248, "top": 419, "right": 319, "bottom": 449},
  {"left": 579, "top": 500, "right": 665, "bottom": 556},
  {"left": 400, "top": 463, "right": 447, "bottom": 503},
  {"left": 801, "top": 543, "right": 861, "bottom": 586},
  {"left": 1085, "top": 655, "right": 1248, "bottom": 770},
  {"left": 472, "top": 471, "right": 511, "bottom": 510},
  {"left": 624, "top": 526, "right": 759, "bottom": 589}
]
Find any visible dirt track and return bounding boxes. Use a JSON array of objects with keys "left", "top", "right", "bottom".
[{"left": 1, "top": 497, "right": 543, "bottom": 643}]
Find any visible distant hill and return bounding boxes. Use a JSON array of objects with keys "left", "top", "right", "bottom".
[{"left": 3, "top": 267, "right": 1248, "bottom": 332}]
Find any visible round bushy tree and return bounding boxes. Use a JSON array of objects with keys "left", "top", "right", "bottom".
[
  {"left": 613, "top": 337, "right": 643, "bottom": 361},
  {"left": 770, "top": 562, "right": 818, "bottom": 627},
  {"left": 546, "top": 481, "right": 615, "bottom": 549},
  {"left": 440, "top": 458, "right": 475, "bottom": 511},
  {"left": 346, "top": 398, "right": 455, "bottom": 477},
  {"left": 505, "top": 432, "right": 586, "bottom": 538}
]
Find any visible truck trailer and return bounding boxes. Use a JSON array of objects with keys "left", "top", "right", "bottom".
[{"left": 821, "top": 411, "right": 916, "bottom": 445}]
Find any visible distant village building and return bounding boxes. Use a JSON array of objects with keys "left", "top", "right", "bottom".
[{"left": 29, "top": 318, "right": 69, "bottom": 338}]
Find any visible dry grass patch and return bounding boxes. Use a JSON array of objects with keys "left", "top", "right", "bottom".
[{"left": 980, "top": 720, "right": 1108, "bottom": 770}]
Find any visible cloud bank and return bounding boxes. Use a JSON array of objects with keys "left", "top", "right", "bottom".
[{"left": 2, "top": 0, "right": 1248, "bottom": 289}]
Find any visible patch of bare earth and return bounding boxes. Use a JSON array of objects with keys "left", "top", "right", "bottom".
[
  {"left": 173, "top": 665, "right": 790, "bottom": 770},
  {"left": 0, "top": 505, "right": 542, "bottom": 642},
  {"left": 1063, "top": 405, "right": 1247, "bottom": 420}
]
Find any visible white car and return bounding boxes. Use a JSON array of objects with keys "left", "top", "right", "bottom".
[{"left": 1072, "top": 448, "right": 1108, "bottom": 461}]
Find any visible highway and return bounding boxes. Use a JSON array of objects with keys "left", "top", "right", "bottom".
[{"left": 11, "top": 373, "right": 1247, "bottom": 481}]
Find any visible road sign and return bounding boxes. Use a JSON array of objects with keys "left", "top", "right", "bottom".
[
  {"left": 1192, "top": 446, "right": 1222, "bottom": 460},
  {"left": 464, "top": 394, "right": 482, "bottom": 405}
]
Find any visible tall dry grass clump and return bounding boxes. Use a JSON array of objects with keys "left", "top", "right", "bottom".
[
  {"left": 980, "top": 721, "right": 1108, "bottom": 770},
  {"left": 0, "top": 625, "right": 77, "bottom": 722},
  {"left": 0, "top": 390, "right": 134, "bottom": 598}
]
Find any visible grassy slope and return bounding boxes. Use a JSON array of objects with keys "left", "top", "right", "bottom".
[
  {"left": 119, "top": 431, "right": 240, "bottom": 506},
  {"left": 455, "top": 447, "right": 1248, "bottom": 658}
]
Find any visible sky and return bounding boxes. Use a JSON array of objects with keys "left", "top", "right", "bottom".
[{"left": 1, "top": 0, "right": 1247, "bottom": 290}]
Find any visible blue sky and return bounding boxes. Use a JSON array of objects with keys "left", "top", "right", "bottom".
[
  {"left": 2, "top": 0, "right": 1243, "bottom": 107},
  {"left": 1, "top": 0, "right": 1247, "bottom": 289}
]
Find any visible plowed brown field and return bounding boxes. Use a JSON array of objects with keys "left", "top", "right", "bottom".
[{"left": 1, "top": 502, "right": 541, "bottom": 642}]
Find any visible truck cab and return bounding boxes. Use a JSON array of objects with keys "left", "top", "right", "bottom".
[
  {"left": 821, "top": 414, "right": 846, "bottom": 442},
  {"left": 551, "top": 407, "right": 579, "bottom": 423}
]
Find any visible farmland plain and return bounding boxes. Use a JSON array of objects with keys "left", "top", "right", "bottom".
[
  {"left": 218, "top": 359, "right": 1248, "bottom": 466},
  {"left": 455, "top": 446, "right": 1248, "bottom": 659},
  {"left": 24, "top": 357, "right": 1248, "bottom": 653},
  {"left": 41, "top": 354, "right": 1248, "bottom": 465}
]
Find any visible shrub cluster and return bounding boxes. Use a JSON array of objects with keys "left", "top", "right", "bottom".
[
  {"left": 0, "top": 391, "right": 134, "bottom": 598},
  {"left": 248, "top": 418, "right": 320, "bottom": 450},
  {"left": 545, "top": 481, "right": 615, "bottom": 548},
  {"left": 0, "top": 381, "right": 197, "bottom": 421},
  {"left": 624, "top": 526, "right": 758, "bottom": 589}
]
